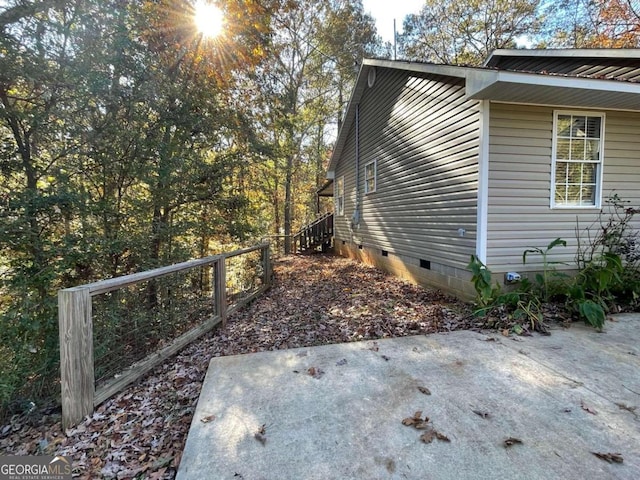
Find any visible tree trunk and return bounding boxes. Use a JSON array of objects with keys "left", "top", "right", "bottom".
[{"left": 283, "top": 153, "right": 293, "bottom": 254}]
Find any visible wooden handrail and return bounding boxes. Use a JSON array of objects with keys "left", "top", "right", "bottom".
[
  {"left": 292, "top": 213, "right": 333, "bottom": 253},
  {"left": 83, "top": 243, "right": 268, "bottom": 296}
]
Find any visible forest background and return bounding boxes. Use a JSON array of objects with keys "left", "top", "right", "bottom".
[{"left": 1, "top": 0, "right": 639, "bottom": 416}]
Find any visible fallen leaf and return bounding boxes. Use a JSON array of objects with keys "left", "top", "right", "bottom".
[
  {"left": 592, "top": 452, "right": 623, "bottom": 464},
  {"left": 402, "top": 417, "right": 417, "bottom": 426},
  {"left": 581, "top": 400, "right": 597, "bottom": 415},
  {"left": 419, "top": 431, "right": 435, "bottom": 443},
  {"left": 381, "top": 355, "right": 391, "bottom": 361},
  {"left": 417, "top": 386, "right": 431, "bottom": 395},
  {"left": 614, "top": 403, "right": 637, "bottom": 415},
  {"left": 501, "top": 329, "right": 510, "bottom": 337},
  {"left": 307, "top": 367, "right": 325, "bottom": 379},
  {"left": 200, "top": 415, "right": 216, "bottom": 423},
  {"left": 504, "top": 437, "right": 523, "bottom": 447},
  {"left": 435, "top": 431, "right": 450, "bottom": 442},
  {"left": 336, "top": 359, "right": 347, "bottom": 366},
  {"left": 472, "top": 410, "right": 490, "bottom": 419},
  {"left": 413, "top": 411, "right": 423, "bottom": 420},
  {"left": 254, "top": 424, "right": 267, "bottom": 446}
]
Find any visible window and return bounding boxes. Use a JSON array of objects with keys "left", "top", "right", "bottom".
[
  {"left": 552, "top": 112, "right": 604, "bottom": 208},
  {"left": 364, "top": 160, "right": 376, "bottom": 194},
  {"left": 335, "top": 176, "right": 344, "bottom": 216}
]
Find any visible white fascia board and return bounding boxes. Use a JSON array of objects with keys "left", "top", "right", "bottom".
[{"left": 364, "top": 58, "right": 469, "bottom": 79}]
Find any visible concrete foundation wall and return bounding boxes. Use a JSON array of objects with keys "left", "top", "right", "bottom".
[{"left": 334, "top": 238, "right": 476, "bottom": 301}]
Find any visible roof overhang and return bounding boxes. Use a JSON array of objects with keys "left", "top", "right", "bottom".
[
  {"left": 466, "top": 69, "right": 640, "bottom": 111},
  {"left": 317, "top": 179, "right": 334, "bottom": 197}
]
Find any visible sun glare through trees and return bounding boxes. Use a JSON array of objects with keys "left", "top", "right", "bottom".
[{"left": 194, "top": 1, "right": 224, "bottom": 38}]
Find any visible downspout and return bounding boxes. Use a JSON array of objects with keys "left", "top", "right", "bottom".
[{"left": 351, "top": 103, "right": 361, "bottom": 230}]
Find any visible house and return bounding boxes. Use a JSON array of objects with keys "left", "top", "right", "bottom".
[{"left": 325, "top": 49, "right": 640, "bottom": 299}]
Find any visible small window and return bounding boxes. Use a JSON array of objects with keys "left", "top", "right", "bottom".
[
  {"left": 552, "top": 112, "right": 604, "bottom": 208},
  {"left": 335, "top": 176, "right": 344, "bottom": 216},
  {"left": 364, "top": 160, "right": 376, "bottom": 194}
]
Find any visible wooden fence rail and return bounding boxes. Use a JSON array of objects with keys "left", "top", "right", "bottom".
[{"left": 58, "top": 243, "right": 271, "bottom": 428}]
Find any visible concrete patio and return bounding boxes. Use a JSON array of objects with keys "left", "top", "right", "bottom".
[{"left": 177, "top": 314, "right": 640, "bottom": 480}]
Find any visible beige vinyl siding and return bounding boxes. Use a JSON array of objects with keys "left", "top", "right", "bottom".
[
  {"left": 335, "top": 68, "right": 480, "bottom": 269},
  {"left": 487, "top": 103, "right": 640, "bottom": 272}
]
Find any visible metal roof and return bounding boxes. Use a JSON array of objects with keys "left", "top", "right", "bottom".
[{"left": 484, "top": 49, "right": 640, "bottom": 82}]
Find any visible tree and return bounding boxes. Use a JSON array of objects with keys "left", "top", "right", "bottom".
[
  {"left": 243, "top": 0, "right": 379, "bottom": 253},
  {"left": 539, "top": 0, "right": 640, "bottom": 47},
  {"left": 398, "top": 0, "right": 542, "bottom": 65},
  {"left": 0, "top": 0, "right": 276, "bottom": 412}
]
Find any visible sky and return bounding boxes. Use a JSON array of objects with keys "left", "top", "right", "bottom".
[{"left": 362, "top": 0, "right": 425, "bottom": 44}]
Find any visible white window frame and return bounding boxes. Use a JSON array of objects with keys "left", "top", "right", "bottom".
[
  {"left": 335, "top": 176, "right": 345, "bottom": 216},
  {"left": 551, "top": 110, "right": 605, "bottom": 209},
  {"left": 364, "top": 160, "right": 376, "bottom": 194}
]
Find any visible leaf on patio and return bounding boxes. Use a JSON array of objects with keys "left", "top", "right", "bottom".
[
  {"left": 435, "top": 431, "right": 450, "bottom": 442},
  {"left": 200, "top": 415, "right": 216, "bottom": 423},
  {"left": 614, "top": 403, "right": 637, "bottom": 415},
  {"left": 504, "top": 437, "right": 523, "bottom": 447},
  {"left": 417, "top": 386, "right": 431, "bottom": 395},
  {"left": 501, "top": 329, "right": 510, "bottom": 337},
  {"left": 403, "top": 411, "right": 431, "bottom": 429},
  {"left": 369, "top": 342, "right": 379, "bottom": 352},
  {"left": 381, "top": 355, "right": 390, "bottom": 361},
  {"left": 336, "top": 358, "right": 348, "bottom": 366},
  {"left": 402, "top": 417, "right": 417, "bottom": 426},
  {"left": 254, "top": 424, "right": 267, "bottom": 446},
  {"left": 472, "top": 410, "right": 490, "bottom": 419},
  {"left": 592, "top": 452, "right": 623, "bottom": 464},
  {"left": 420, "top": 431, "right": 436, "bottom": 444},
  {"left": 307, "top": 366, "right": 325, "bottom": 379},
  {"left": 413, "top": 421, "right": 431, "bottom": 430},
  {"left": 581, "top": 400, "right": 597, "bottom": 415}
]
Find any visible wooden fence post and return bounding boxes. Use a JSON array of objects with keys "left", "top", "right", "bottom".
[
  {"left": 59, "top": 287, "right": 94, "bottom": 429},
  {"left": 262, "top": 244, "right": 271, "bottom": 287},
  {"left": 215, "top": 258, "right": 227, "bottom": 327}
]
